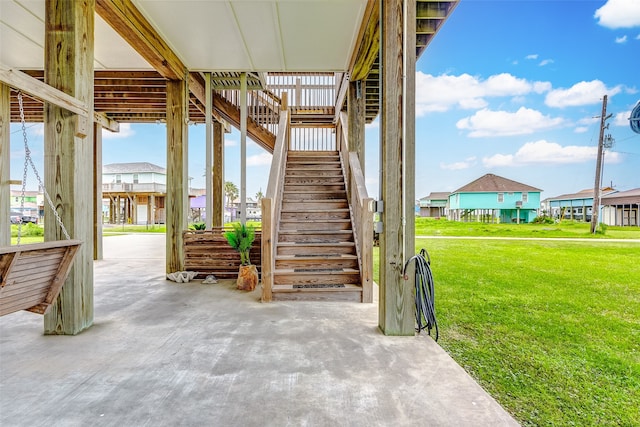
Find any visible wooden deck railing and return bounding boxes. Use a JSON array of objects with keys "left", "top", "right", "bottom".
[
  {"left": 337, "top": 112, "right": 373, "bottom": 303},
  {"left": 261, "top": 104, "right": 290, "bottom": 302},
  {"left": 266, "top": 73, "right": 336, "bottom": 108},
  {"left": 217, "top": 88, "right": 281, "bottom": 136}
]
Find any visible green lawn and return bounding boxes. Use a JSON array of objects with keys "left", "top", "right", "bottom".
[
  {"left": 415, "top": 217, "right": 640, "bottom": 239},
  {"left": 375, "top": 238, "right": 640, "bottom": 426}
]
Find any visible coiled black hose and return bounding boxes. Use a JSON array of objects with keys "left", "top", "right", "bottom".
[{"left": 403, "top": 248, "right": 438, "bottom": 341}]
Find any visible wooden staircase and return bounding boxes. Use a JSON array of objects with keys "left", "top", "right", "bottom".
[{"left": 272, "top": 151, "right": 362, "bottom": 301}]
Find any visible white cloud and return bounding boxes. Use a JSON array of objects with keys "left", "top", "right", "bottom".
[
  {"left": 595, "top": 0, "right": 640, "bottom": 29},
  {"left": 482, "top": 140, "right": 622, "bottom": 167},
  {"left": 415, "top": 72, "right": 551, "bottom": 115},
  {"left": 440, "top": 156, "right": 477, "bottom": 170},
  {"left": 545, "top": 80, "right": 622, "bottom": 108},
  {"left": 525, "top": 54, "right": 539, "bottom": 60},
  {"left": 456, "top": 107, "right": 566, "bottom": 137},
  {"left": 225, "top": 139, "right": 238, "bottom": 147},
  {"left": 614, "top": 110, "right": 632, "bottom": 126},
  {"left": 615, "top": 35, "right": 628, "bottom": 43},
  {"left": 102, "top": 123, "right": 135, "bottom": 139},
  {"left": 366, "top": 118, "right": 379, "bottom": 130},
  {"left": 539, "top": 59, "right": 554, "bottom": 66},
  {"left": 574, "top": 127, "right": 589, "bottom": 133},
  {"left": 247, "top": 152, "right": 272, "bottom": 166}
]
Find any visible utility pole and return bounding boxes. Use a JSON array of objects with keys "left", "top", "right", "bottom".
[{"left": 590, "top": 95, "right": 612, "bottom": 234}]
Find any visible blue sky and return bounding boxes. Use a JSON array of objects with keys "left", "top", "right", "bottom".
[{"left": 9, "top": 0, "right": 640, "bottom": 201}]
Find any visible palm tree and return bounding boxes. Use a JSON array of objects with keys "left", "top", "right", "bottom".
[
  {"left": 255, "top": 188, "right": 264, "bottom": 203},
  {"left": 225, "top": 181, "right": 239, "bottom": 221},
  {"left": 225, "top": 181, "right": 239, "bottom": 206}
]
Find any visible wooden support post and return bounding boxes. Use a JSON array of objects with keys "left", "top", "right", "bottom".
[
  {"left": 404, "top": 0, "right": 416, "bottom": 261},
  {"left": 261, "top": 198, "right": 272, "bottom": 302},
  {"left": 348, "top": 80, "right": 366, "bottom": 173},
  {"left": 213, "top": 121, "right": 224, "bottom": 227},
  {"left": 150, "top": 194, "right": 156, "bottom": 224},
  {"left": 166, "top": 78, "right": 188, "bottom": 273},
  {"left": 240, "top": 72, "right": 247, "bottom": 224},
  {"left": 93, "top": 123, "right": 103, "bottom": 260},
  {"left": 43, "top": 0, "right": 95, "bottom": 335},
  {"left": 379, "top": 0, "right": 415, "bottom": 336},
  {"left": 205, "top": 73, "right": 213, "bottom": 230},
  {"left": 0, "top": 83, "right": 9, "bottom": 246}
]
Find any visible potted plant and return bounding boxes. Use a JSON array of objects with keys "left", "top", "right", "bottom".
[{"left": 224, "top": 223, "right": 258, "bottom": 291}]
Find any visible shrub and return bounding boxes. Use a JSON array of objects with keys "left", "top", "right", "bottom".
[
  {"left": 11, "top": 223, "right": 44, "bottom": 237},
  {"left": 224, "top": 223, "right": 255, "bottom": 265},
  {"left": 190, "top": 222, "right": 206, "bottom": 230},
  {"left": 597, "top": 223, "right": 608, "bottom": 235},
  {"left": 532, "top": 215, "right": 555, "bottom": 224}
]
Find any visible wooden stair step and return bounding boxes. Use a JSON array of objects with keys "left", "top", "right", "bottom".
[
  {"left": 272, "top": 283, "right": 361, "bottom": 292},
  {"left": 271, "top": 283, "right": 362, "bottom": 302},
  {"left": 273, "top": 268, "right": 361, "bottom": 285},
  {"left": 285, "top": 176, "right": 344, "bottom": 184},
  {"left": 277, "top": 230, "right": 354, "bottom": 243},
  {"left": 284, "top": 184, "right": 345, "bottom": 191},
  {"left": 281, "top": 200, "right": 348, "bottom": 210},
  {"left": 287, "top": 160, "right": 339, "bottom": 166},
  {"left": 288, "top": 151, "right": 339, "bottom": 156},
  {"left": 283, "top": 193, "right": 346, "bottom": 201},
  {"left": 275, "top": 254, "right": 358, "bottom": 270},
  {"left": 280, "top": 209, "right": 350, "bottom": 220},
  {"left": 279, "top": 220, "right": 352, "bottom": 231},
  {"left": 276, "top": 242, "right": 355, "bottom": 255}
]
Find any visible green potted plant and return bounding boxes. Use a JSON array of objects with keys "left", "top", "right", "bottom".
[{"left": 224, "top": 223, "right": 258, "bottom": 291}]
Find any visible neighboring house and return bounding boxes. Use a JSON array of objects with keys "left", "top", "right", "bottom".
[
  {"left": 419, "top": 192, "right": 449, "bottom": 217},
  {"left": 544, "top": 187, "right": 616, "bottom": 222},
  {"left": 102, "top": 162, "right": 167, "bottom": 225},
  {"left": 9, "top": 189, "right": 43, "bottom": 219},
  {"left": 229, "top": 197, "right": 261, "bottom": 222},
  {"left": 448, "top": 174, "right": 542, "bottom": 224},
  {"left": 601, "top": 188, "right": 640, "bottom": 226}
]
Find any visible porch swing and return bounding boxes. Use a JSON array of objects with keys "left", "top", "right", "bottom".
[{"left": 0, "top": 91, "right": 82, "bottom": 316}]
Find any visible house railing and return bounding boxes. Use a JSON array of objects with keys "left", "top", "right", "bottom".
[
  {"left": 261, "top": 98, "right": 290, "bottom": 302},
  {"left": 102, "top": 182, "right": 166, "bottom": 193},
  {"left": 337, "top": 112, "right": 373, "bottom": 302}
]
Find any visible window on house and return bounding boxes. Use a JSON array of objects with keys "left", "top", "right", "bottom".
[
  {"left": 522, "top": 193, "right": 528, "bottom": 203},
  {"left": 497, "top": 193, "right": 504, "bottom": 203},
  {"left": 116, "top": 174, "right": 121, "bottom": 184},
  {"left": 133, "top": 174, "right": 139, "bottom": 184}
]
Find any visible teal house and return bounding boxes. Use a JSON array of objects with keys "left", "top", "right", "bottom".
[{"left": 448, "top": 174, "right": 542, "bottom": 223}]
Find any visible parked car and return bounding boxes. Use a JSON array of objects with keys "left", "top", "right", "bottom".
[
  {"left": 21, "top": 214, "right": 39, "bottom": 224},
  {"left": 9, "top": 211, "right": 38, "bottom": 224},
  {"left": 10, "top": 211, "right": 22, "bottom": 224}
]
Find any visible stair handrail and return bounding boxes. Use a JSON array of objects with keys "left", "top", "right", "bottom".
[
  {"left": 261, "top": 93, "right": 289, "bottom": 302},
  {"left": 337, "top": 112, "right": 373, "bottom": 303}
]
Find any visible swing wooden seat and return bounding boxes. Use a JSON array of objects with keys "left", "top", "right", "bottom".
[{"left": 0, "top": 240, "right": 82, "bottom": 316}]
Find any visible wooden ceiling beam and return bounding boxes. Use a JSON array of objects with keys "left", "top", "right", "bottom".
[
  {"left": 96, "top": 0, "right": 186, "bottom": 80},
  {"left": 349, "top": 0, "right": 379, "bottom": 81}
]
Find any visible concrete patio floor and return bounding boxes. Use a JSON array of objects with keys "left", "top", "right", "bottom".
[{"left": 1, "top": 234, "right": 518, "bottom": 426}]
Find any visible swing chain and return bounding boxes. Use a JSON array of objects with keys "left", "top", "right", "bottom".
[{"left": 17, "top": 92, "right": 71, "bottom": 242}]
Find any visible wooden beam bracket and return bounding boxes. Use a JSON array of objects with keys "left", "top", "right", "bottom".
[{"left": 0, "top": 64, "right": 90, "bottom": 118}]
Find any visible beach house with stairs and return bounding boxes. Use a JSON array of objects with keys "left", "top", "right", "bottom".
[{"left": 2, "top": 0, "right": 458, "bottom": 335}]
